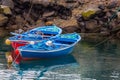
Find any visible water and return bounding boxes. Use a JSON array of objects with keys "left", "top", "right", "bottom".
[{"left": 0, "top": 38, "right": 120, "bottom": 80}]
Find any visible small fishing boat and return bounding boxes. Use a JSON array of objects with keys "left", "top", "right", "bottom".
[
  {"left": 15, "top": 33, "right": 81, "bottom": 59},
  {"left": 6, "top": 25, "right": 62, "bottom": 49}
]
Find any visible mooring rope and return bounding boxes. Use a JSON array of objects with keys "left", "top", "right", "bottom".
[{"left": 12, "top": 52, "right": 20, "bottom": 65}]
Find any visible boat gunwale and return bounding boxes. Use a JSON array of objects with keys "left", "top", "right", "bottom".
[{"left": 18, "top": 34, "right": 81, "bottom": 53}]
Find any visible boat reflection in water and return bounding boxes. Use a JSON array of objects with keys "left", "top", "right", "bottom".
[
  {"left": 19, "top": 54, "right": 78, "bottom": 70},
  {"left": 6, "top": 50, "right": 79, "bottom": 69},
  {"left": 16, "top": 54, "right": 80, "bottom": 79},
  {"left": 5, "top": 52, "right": 13, "bottom": 69},
  {"left": 4, "top": 51, "right": 81, "bottom": 80}
]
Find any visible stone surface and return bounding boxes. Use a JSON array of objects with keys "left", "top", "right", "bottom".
[
  {"left": 85, "top": 20, "right": 98, "bottom": 31},
  {"left": 54, "top": 17, "right": 78, "bottom": 28},
  {"left": 15, "top": 15, "right": 25, "bottom": 25},
  {"left": 43, "top": 11, "right": 55, "bottom": 18},
  {"left": 0, "top": 5, "right": 12, "bottom": 15},
  {"left": 0, "top": 27, "right": 9, "bottom": 37},
  {"left": 0, "top": 14, "right": 8, "bottom": 26},
  {"left": 0, "top": 0, "right": 120, "bottom": 38},
  {"left": 116, "top": 31, "right": 120, "bottom": 38},
  {"left": 81, "top": 5, "right": 100, "bottom": 20},
  {"left": 117, "top": 12, "right": 120, "bottom": 19},
  {"left": 1, "top": 0, "right": 14, "bottom": 9}
]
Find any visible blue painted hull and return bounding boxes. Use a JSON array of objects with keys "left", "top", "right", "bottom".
[
  {"left": 20, "top": 45, "right": 74, "bottom": 58},
  {"left": 17, "top": 33, "right": 81, "bottom": 59},
  {"left": 9, "top": 25, "right": 62, "bottom": 42},
  {"left": 9, "top": 25, "right": 62, "bottom": 49}
]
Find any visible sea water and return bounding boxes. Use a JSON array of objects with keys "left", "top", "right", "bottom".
[{"left": 0, "top": 38, "right": 120, "bottom": 80}]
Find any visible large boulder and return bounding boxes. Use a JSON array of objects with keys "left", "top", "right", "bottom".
[
  {"left": 85, "top": 20, "right": 99, "bottom": 31},
  {"left": 81, "top": 4, "right": 100, "bottom": 20},
  {"left": 0, "top": 5, "right": 12, "bottom": 15},
  {"left": 1, "top": 0, "right": 14, "bottom": 9},
  {"left": 54, "top": 17, "right": 78, "bottom": 28}
]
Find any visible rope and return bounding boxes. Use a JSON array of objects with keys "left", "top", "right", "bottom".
[{"left": 12, "top": 52, "right": 20, "bottom": 65}]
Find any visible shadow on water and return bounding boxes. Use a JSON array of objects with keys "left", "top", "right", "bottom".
[
  {"left": 18, "top": 54, "right": 80, "bottom": 79},
  {"left": 19, "top": 54, "right": 78, "bottom": 70},
  {"left": 2, "top": 52, "right": 81, "bottom": 80}
]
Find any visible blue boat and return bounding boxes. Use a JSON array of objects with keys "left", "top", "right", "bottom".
[
  {"left": 15, "top": 33, "right": 81, "bottom": 59},
  {"left": 8, "top": 25, "right": 62, "bottom": 49},
  {"left": 9, "top": 25, "right": 62, "bottom": 42}
]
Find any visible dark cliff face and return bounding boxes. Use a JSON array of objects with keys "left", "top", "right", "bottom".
[{"left": 0, "top": 0, "right": 120, "bottom": 38}]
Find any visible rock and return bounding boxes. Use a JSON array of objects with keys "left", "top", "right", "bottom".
[
  {"left": 95, "top": 9, "right": 106, "bottom": 18},
  {"left": 65, "top": 1, "right": 79, "bottom": 9},
  {"left": 117, "top": 12, "right": 120, "bottom": 19},
  {"left": 100, "top": 27, "right": 110, "bottom": 35},
  {"left": 65, "top": 0, "right": 77, "bottom": 3},
  {"left": 106, "top": 11, "right": 112, "bottom": 18},
  {"left": 10, "top": 25, "right": 18, "bottom": 30},
  {"left": 81, "top": 7, "right": 99, "bottom": 20},
  {"left": 43, "top": 11, "right": 55, "bottom": 18},
  {"left": 85, "top": 20, "right": 98, "bottom": 31},
  {"left": 63, "top": 26, "right": 80, "bottom": 33},
  {"left": 76, "top": 14, "right": 84, "bottom": 22},
  {"left": 1, "top": 0, "right": 14, "bottom": 9},
  {"left": 98, "top": 4, "right": 105, "bottom": 10},
  {"left": 45, "top": 21, "right": 54, "bottom": 26},
  {"left": 116, "top": 31, "right": 120, "bottom": 39},
  {"left": 35, "top": 19, "right": 44, "bottom": 26},
  {"left": 0, "top": 27, "right": 9, "bottom": 37},
  {"left": 20, "top": 0, "right": 54, "bottom": 6},
  {"left": 107, "top": 1, "right": 117, "bottom": 9},
  {"left": 0, "top": 14, "right": 8, "bottom": 26},
  {"left": 72, "top": 8, "right": 82, "bottom": 16},
  {"left": 0, "top": 5, "right": 12, "bottom": 15},
  {"left": 15, "top": 15, "right": 25, "bottom": 25},
  {"left": 77, "top": 21, "right": 86, "bottom": 32},
  {"left": 78, "top": 21, "right": 85, "bottom": 27},
  {"left": 14, "top": 8, "right": 23, "bottom": 14},
  {"left": 54, "top": 17, "right": 78, "bottom": 28}
]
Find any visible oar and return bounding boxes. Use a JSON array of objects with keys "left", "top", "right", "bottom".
[
  {"left": 10, "top": 32, "right": 43, "bottom": 38},
  {"left": 10, "top": 32, "right": 22, "bottom": 36}
]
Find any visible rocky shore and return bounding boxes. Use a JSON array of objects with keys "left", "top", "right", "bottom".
[{"left": 0, "top": 0, "right": 120, "bottom": 39}]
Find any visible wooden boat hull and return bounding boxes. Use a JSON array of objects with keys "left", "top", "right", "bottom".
[
  {"left": 15, "top": 33, "right": 81, "bottom": 60},
  {"left": 9, "top": 25, "right": 62, "bottom": 49},
  {"left": 19, "top": 45, "right": 74, "bottom": 58}
]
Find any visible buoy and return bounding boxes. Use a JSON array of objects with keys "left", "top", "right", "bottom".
[
  {"left": 5, "top": 39, "right": 11, "bottom": 45},
  {"left": 15, "top": 49, "right": 19, "bottom": 55}
]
